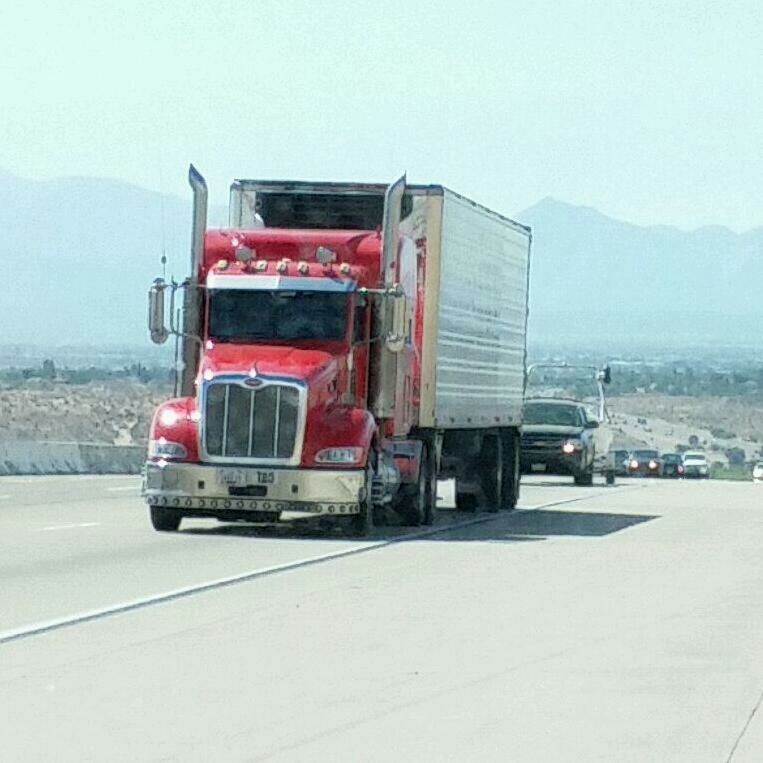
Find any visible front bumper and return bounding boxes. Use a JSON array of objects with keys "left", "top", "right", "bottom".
[
  {"left": 520, "top": 451, "right": 583, "bottom": 476},
  {"left": 143, "top": 462, "right": 366, "bottom": 520},
  {"left": 628, "top": 465, "right": 662, "bottom": 477}
]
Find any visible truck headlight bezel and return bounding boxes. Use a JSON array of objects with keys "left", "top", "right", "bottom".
[
  {"left": 315, "top": 447, "right": 365, "bottom": 465},
  {"left": 148, "top": 437, "right": 189, "bottom": 461}
]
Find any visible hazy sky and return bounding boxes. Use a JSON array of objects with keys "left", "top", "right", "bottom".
[{"left": 1, "top": 0, "right": 761, "bottom": 231}]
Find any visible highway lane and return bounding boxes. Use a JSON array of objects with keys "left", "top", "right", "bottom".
[
  {"left": 0, "top": 474, "right": 611, "bottom": 634},
  {"left": 3, "top": 477, "right": 763, "bottom": 761}
]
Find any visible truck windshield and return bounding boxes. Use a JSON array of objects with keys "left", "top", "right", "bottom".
[
  {"left": 208, "top": 290, "right": 348, "bottom": 342},
  {"left": 524, "top": 403, "right": 582, "bottom": 427}
]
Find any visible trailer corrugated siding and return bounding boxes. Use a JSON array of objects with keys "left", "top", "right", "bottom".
[{"left": 433, "top": 190, "right": 530, "bottom": 428}]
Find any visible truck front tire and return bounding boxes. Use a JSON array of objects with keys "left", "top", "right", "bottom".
[
  {"left": 150, "top": 506, "right": 182, "bottom": 532},
  {"left": 574, "top": 467, "right": 594, "bottom": 486}
]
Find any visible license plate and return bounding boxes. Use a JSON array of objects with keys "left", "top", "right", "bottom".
[
  {"left": 531, "top": 463, "right": 547, "bottom": 472},
  {"left": 216, "top": 468, "right": 247, "bottom": 486}
]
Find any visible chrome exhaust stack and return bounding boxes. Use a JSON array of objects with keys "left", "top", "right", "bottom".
[
  {"left": 181, "top": 164, "right": 208, "bottom": 396},
  {"left": 369, "top": 174, "right": 406, "bottom": 420}
]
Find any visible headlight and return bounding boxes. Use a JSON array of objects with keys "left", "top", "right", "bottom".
[
  {"left": 630, "top": 460, "right": 639, "bottom": 469},
  {"left": 649, "top": 460, "right": 658, "bottom": 469},
  {"left": 315, "top": 447, "right": 364, "bottom": 465},
  {"left": 159, "top": 408, "right": 181, "bottom": 427},
  {"left": 149, "top": 438, "right": 188, "bottom": 461},
  {"left": 562, "top": 440, "right": 580, "bottom": 455}
]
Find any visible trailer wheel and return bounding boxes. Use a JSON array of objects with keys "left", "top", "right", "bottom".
[
  {"left": 574, "top": 468, "right": 594, "bottom": 487},
  {"left": 479, "top": 433, "right": 503, "bottom": 512},
  {"left": 501, "top": 429, "right": 521, "bottom": 511},
  {"left": 150, "top": 506, "right": 182, "bottom": 532}
]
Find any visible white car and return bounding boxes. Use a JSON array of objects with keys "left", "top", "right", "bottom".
[
  {"left": 753, "top": 462, "right": 763, "bottom": 483},
  {"left": 682, "top": 451, "right": 709, "bottom": 479}
]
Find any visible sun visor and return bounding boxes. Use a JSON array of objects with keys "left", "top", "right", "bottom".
[{"left": 207, "top": 273, "right": 356, "bottom": 292}]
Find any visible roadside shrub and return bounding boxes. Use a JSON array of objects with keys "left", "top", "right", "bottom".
[{"left": 725, "top": 447, "right": 746, "bottom": 466}]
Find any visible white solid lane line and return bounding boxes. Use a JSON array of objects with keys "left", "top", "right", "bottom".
[
  {"left": 0, "top": 486, "right": 638, "bottom": 646},
  {"left": 39, "top": 523, "right": 101, "bottom": 532}
]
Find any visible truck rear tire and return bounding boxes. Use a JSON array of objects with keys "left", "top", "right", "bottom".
[
  {"left": 150, "top": 506, "right": 182, "bottom": 532},
  {"left": 350, "top": 465, "right": 374, "bottom": 537},
  {"left": 421, "top": 445, "right": 437, "bottom": 526},
  {"left": 398, "top": 444, "right": 437, "bottom": 527},
  {"left": 574, "top": 468, "right": 594, "bottom": 487}
]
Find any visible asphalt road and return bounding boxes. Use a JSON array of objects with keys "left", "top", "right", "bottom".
[{"left": 2, "top": 474, "right": 763, "bottom": 762}]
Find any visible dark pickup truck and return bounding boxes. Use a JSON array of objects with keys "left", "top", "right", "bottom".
[{"left": 521, "top": 398, "right": 599, "bottom": 486}]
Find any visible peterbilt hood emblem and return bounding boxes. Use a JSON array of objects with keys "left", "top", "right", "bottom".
[{"left": 241, "top": 376, "right": 264, "bottom": 389}]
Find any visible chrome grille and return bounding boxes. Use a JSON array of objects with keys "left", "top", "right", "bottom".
[
  {"left": 204, "top": 381, "right": 300, "bottom": 461},
  {"left": 521, "top": 434, "right": 568, "bottom": 452}
]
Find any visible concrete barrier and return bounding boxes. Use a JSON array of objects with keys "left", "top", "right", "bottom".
[{"left": 0, "top": 441, "right": 144, "bottom": 476}]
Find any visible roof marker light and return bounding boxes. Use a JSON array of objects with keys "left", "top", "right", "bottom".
[
  {"left": 316, "top": 246, "right": 336, "bottom": 264},
  {"left": 255, "top": 260, "right": 267, "bottom": 271},
  {"left": 235, "top": 246, "right": 254, "bottom": 262},
  {"left": 217, "top": 259, "right": 229, "bottom": 270},
  {"left": 297, "top": 261, "right": 309, "bottom": 274},
  {"left": 276, "top": 260, "right": 288, "bottom": 273},
  {"left": 339, "top": 263, "right": 351, "bottom": 275}
]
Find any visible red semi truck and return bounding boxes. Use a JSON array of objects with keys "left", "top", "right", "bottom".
[{"left": 143, "top": 167, "right": 531, "bottom": 534}]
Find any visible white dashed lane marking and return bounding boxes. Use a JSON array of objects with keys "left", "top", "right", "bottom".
[{"left": 39, "top": 523, "right": 102, "bottom": 532}]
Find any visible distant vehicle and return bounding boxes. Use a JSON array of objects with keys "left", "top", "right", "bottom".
[
  {"left": 521, "top": 398, "right": 598, "bottom": 485},
  {"left": 610, "top": 449, "right": 630, "bottom": 476},
  {"left": 661, "top": 452, "right": 685, "bottom": 479},
  {"left": 628, "top": 449, "right": 662, "bottom": 477},
  {"left": 752, "top": 462, "right": 763, "bottom": 483},
  {"left": 682, "top": 451, "right": 709, "bottom": 479}
]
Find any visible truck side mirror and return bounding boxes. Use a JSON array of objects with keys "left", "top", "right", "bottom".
[
  {"left": 384, "top": 289, "right": 407, "bottom": 353},
  {"left": 148, "top": 279, "right": 169, "bottom": 345}
]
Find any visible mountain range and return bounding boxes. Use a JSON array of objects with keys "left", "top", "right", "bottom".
[
  {"left": 1, "top": 169, "right": 761, "bottom": 351},
  {"left": 519, "top": 197, "right": 763, "bottom": 349}
]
